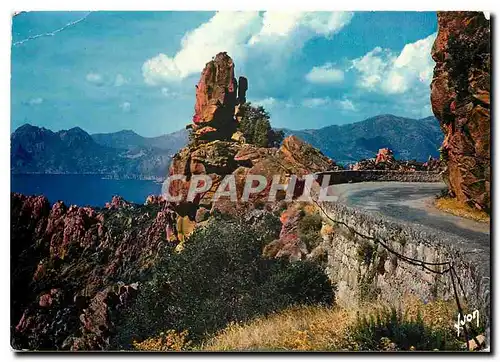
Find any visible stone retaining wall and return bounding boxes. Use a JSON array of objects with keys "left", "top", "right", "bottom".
[
  {"left": 311, "top": 201, "right": 490, "bottom": 328},
  {"left": 317, "top": 170, "right": 443, "bottom": 185}
]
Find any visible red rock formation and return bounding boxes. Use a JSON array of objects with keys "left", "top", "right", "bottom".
[
  {"left": 263, "top": 207, "right": 308, "bottom": 261},
  {"left": 375, "top": 148, "right": 395, "bottom": 165},
  {"left": 431, "top": 11, "right": 490, "bottom": 212},
  {"left": 169, "top": 53, "right": 338, "bottom": 220},
  {"left": 350, "top": 150, "right": 442, "bottom": 172},
  {"left": 167, "top": 136, "right": 337, "bottom": 213},
  {"left": 11, "top": 193, "right": 178, "bottom": 350},
  {"left": 192, "top": 52, "right": 244, "bottom": 141}
]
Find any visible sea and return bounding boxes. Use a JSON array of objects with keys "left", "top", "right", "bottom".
[{"left": 11, "top": 174, "right": 163, "bottom": 207}]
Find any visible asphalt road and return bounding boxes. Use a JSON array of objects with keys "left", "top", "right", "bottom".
[{"left": 327, "top": 182, "right": 490, "bottom": 249}]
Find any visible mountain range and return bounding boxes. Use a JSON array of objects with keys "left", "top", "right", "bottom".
[
  {"left": 11, "top": 124, "right": 188, "bottom": 179},
  {"left": 91, "top": 128, "right": 188, "bottom": 152},
  {"left": 283, "top": 114, "right": 443, "bottom": 165},
  {"left": 10, "top": 114, "right": 443, "bottom": 179}
]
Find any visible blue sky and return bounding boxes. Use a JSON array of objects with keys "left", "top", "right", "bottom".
[{"left": 11, "top": 11, "right": 437, "bottom": 137}]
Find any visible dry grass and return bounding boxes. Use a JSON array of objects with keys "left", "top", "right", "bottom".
[
  {"left": 435, "top": 197, "right": 489, "bottom": 223},
  {"left": 202, "top": 305, "right": 357, "bottom": 351},
  {"left": 201, "top": 297, "right": 459, "bottom": 351},
  {"left": 133, "top": 330, "right": 192, "bottom": 351},
  {"left": 402, "top": 297, "right": 458, "bottom": 329}
]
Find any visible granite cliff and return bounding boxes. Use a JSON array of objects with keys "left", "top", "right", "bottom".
[{"left": 431, "top": 11, "right": 491, "bottom": 212}]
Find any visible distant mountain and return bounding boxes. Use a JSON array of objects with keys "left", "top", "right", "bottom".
[
  {"left": 11, "top": 115, "right": 443, "bottom": 178},
  {"left": 11, "top": 124, "right": 177, "bottom": 180},
  {"left": 283, "top": 115, "right": 443, "bottom": 165},
  {"left": 91, "top": 129, "right": 188, "bottom": 152}
]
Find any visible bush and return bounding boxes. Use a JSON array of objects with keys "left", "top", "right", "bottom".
[
  {"left": 112, "top": 215, "right": 333, "bottom": 348},
  {"left": 347, "top": 307, "right": 463, "bottom": 351},
  {"left": 245, "top": 211, "right": 282, "bottom": 245},
  {"left": 298, "top": 213, "right": 323, "bottom": 251},
  {"left": 238, "top": 102, "right": 284, "bottom": 148}
]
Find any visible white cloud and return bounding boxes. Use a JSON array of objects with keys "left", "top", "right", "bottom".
[
  {"left": 302, "top": 97, "right": 331, "bottom": 108},
  {"left": 252, "top": 97, "right": 277, "bottom": 108},
  {"left": 142, "top": 11, "right": 353, "bottom": 85},
  {"left": 160, "top": 87, "right": 181, "bottom": 98},
  {"left": 120, "top": 101, "right": 131, "bottom": 112},
  {"left": 86, "top": 72, "right": 104, "bottom": 85},
  {"left": 301, "top": 97, "right": 356, "bottom": 111},
  {"left": 114, "top": 74, "right": 128, "bottom": 87},
  {"left": 350, "top": 46, "right": 390, "bottom": 90},
  {"left": 350, "top": 33, "right": 437, "bottom": 94},
  {"left": 28, "top": 97, "right": 43, "bottom": 105},
  {"left": 305, "top": 63, "right": 344, "bottom": 84},
  {"left": 142, "top": 12, "right": 261, "bottom": 85},
  {"left": 249, "top": 11, "right": 354, "bottom": 45},
  {"left": 336, "top": 98, "right": 356, "bottom": 111},
  {"left": 247, "top": 12, "right": 304, "bottom": 44}
]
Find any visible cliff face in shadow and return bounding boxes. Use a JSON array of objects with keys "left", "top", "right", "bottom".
[{"left": 430, "top": 11, "right": 491, "bottom": 212}]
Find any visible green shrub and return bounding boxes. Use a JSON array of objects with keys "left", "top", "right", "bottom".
[
  {"left": 347, "top": 307, "right": 463, "bottom": 351},
  {"left": 356, "top": 240, "right": 376, "bottom": 265},
  {"left": 298, "top": 213, "right": 323, "bottom": 251},
  {"left": 246, "top": 211, "right": 282, "bottom": 245},
  {"left": 238, "top": 102, "right": 284, "bottom": 148},
  {"left": 112, "top": 215, "right": 333, "bottom": 348}
]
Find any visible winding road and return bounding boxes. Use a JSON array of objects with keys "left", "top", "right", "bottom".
[{"left": 327, "top": 182, "right": 490, "bottom": 249}]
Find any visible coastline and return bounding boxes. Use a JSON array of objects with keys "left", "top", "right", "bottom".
[{"left": 10, "top": 172, "right": 165, "bottom": 182}]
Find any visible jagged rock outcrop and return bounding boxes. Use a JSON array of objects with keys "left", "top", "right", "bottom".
[
  {"left": 375, "top": 148, "right": 395, "bottom": 165},
  {"left": 350, "top": 148, "right": 443, "bottom": 172},
  {"left": 431, "top": 11, "right": 490, "bottom": 212},
  {"left": 190, "top": 52, "right": 247, "bottom": 141},
  {"left": 167, "top": 136, "right": 337, "bottom": 215},
  {"left": 11, "top": 193, "right": 178, "bottom": 350},
  {"left": 168, "top": 53, "right": 337, "bottom": 220}
]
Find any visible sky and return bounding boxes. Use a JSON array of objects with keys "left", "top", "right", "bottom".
[{"left": 11, "top": 11, "right": 438, "bottom": 137}]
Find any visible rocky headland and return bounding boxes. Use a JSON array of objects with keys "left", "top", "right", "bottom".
[{"left": 166, "top": 52, "right": 338, "bottom": 237}]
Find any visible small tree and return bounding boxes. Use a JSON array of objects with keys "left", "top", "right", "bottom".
[
  {"left": 253, "top": 118, "right": 269, "bottom": 147},
  {"left": 238, "top": 102, "right": 284, "bottom": 147},
  {"left": 268, "top": 129, "right": 285, "bottom": 148}
]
